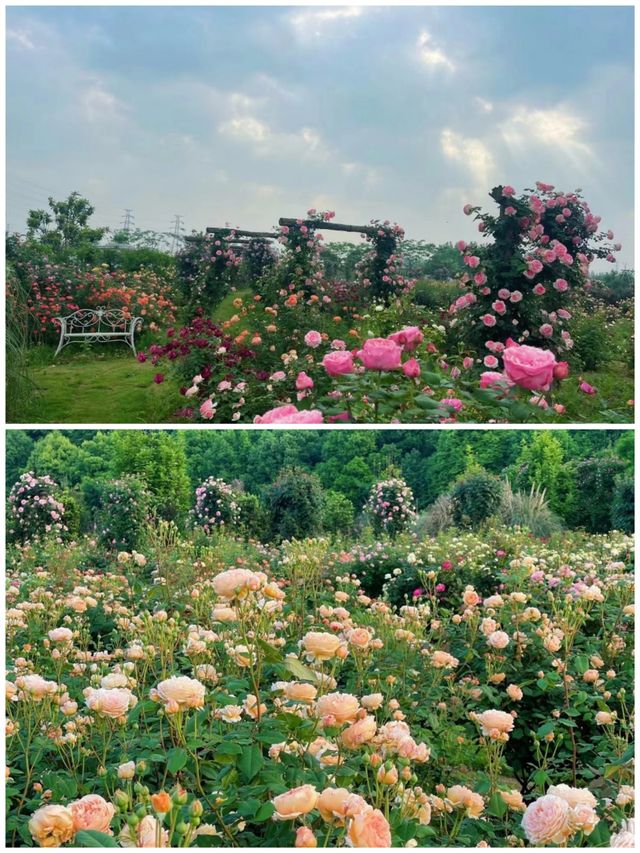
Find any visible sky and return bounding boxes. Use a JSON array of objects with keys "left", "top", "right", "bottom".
[{"left": 6, "top": 5, "right": 635, "bottom": 266}]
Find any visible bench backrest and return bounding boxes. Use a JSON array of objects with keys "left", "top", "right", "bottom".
[{"left": 62, "top": 308, "right": 131, "bottom": 332}]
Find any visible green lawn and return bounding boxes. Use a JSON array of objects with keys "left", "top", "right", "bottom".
[{"left": 16, "top": 346, "right": 179, "bottom": 424}]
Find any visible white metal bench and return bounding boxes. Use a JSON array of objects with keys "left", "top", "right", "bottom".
[{"left": 53, "top": 307, "right": 143, "bottom": 357}]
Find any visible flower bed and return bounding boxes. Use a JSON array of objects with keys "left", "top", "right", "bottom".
[{"left": 6, "top": 526, "right": 634, "bottom": 848}]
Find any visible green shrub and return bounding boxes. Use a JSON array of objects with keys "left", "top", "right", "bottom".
[
  {"left": 58, "top": 490, "right": 82, "bottom": 540},
  {"left": 411, "top": 278, "right": 461, "bottom": 310},
  {"left": 570, "top": 456, "right": 627, "bottom": 532},
  {"left": 265, "top": 467, "right": 325, "bottom": 542},
  {"left": 611, "top": 475, "right": 634, "bottom": 533},
  {"left": 236, "top": 492, "right": 269, "bottom": 539},
  {"left": 450, "top": 470, "right": 503, "bottom": 528},
  {"left": 322, "top": 490, "right": 355, "bottom": 535},
  {"left": 569, "top": 313, "right": 610, "bottom": 371}
]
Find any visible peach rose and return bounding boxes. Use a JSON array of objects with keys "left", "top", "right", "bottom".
[
  {"left": 150, "top": 676, "right": 205, "bottom": 712},
  {"left": 316, "top": 692, "right": 360, "bottom": 725},
  {"left": 503, "top": 345, "right": 556, "bottom": 392},
  {"left": 446, "top": 785, "right": 484, "bottom": 819},
  {"left": 506, "top": 684, "right": 523, "bottom": 701},
  {"left": 302, "top": 631, "right": 343, "bottom": 661},
  {"left": 341, "top": 714, "right": 377, "bottom": 749},
  {"left": 284, "top": 682, "right": 317, "bottom": 703},
  {"left": 487, "top": 630, "right": 510, "bottom": 649},
  {"left": 521, "top": 795, "right": 572, "bottom": 845},
  {"left": 48, "top": 627, "right": 74, "bottom": 644},
  {"left": 16, "top": 674, "right": 58, "bottom": 702},
  {"left": 474, "top": 709, "right": 514, "bottom": 738},
  {"left": 361, "top": 693, "right": 384, "bottom": 711},
  {"left": 431, "top": 650, "right": 459, "bottom": 669},
  {"left": 569, "top": 803, "right": 600, "bottom": 836},
  {"left": 120, "top": 814, "right": 169, "bottom": 847},
  {"left": 317, "top": 788, "right": 351, "bottom": 824},
  {"left": 346, "top": 807, "right": 392, "bottom": 847},
  {"left": 547, "top": 784, "right": 597, "bottom": 809},
  {"left": 610, "top": 819, "right": 635, "bottom": 847},
  {"left": 69, "top": 795, "right": 115, "bottom": 834},
  {"left": 295, "top": 826, "right": 318, "bottom": 848},
  {"left": 272, "top": 785, "right": 319, "bottom": 820},
  {"left": 212, "top": 568, "right": 261, "bottom": 599},
  {"left": 500, "top": 789, "right": 526, "bottom": 812},
  {"left": 84, "top": 687, "right": 137, "bottom": 719},
  {"left": 29, "top": 804, "right": 76, "bottom": 848}
]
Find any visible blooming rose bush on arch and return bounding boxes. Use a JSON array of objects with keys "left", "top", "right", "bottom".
[{"left": 451, "top": 182, "right": 621, "bottom": 359}]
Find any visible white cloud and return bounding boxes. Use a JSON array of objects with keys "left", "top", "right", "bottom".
[
  {"left": 417, "top": 30, "right": 455, "bottom": 72},
  {"left": 218, "top": 114, "right": 329, "bottom": 161},
  {"left": 289, "top": 7, "right": 363, "bottom": 40},
  {"left": 80, "top": 85, "right": 128, "bottom": 125},
  {"left": 7, "top": 28, "right": 35, "bottom": 50},
  {"left": 475, "top": 97, "right": 493, "bottom": 113},
  {"left": 341, "top": 161, "right": 380, "bottom": 188},
  {"left": 441, "top": 128, "right": 495, "bottom": 187},
  {"left": 501, "top": 105, "right": 593, "bottom": 158}
]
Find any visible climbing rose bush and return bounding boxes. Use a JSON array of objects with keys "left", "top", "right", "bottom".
[
  {"left": 192, "top": 477, "right": 240, "bottom": 532},
  {"left": 364, "top": 476, "right": 416, "bottom": 535},
  {"left": 452, "top": 182, "right": 621, "bottom": 358},
  {"left": 8, "top": 473, "right": 66, "bottom": 541}
]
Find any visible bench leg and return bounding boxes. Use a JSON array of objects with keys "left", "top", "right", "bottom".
[
  {"left": 130, "top": 330, "right": 137, "bottom": 358},
  {"left": 54, "top": 330, "right": 66, "bottom": 358}
]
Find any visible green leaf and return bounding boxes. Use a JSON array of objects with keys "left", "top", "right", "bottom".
[
  {"left": 255, "top": 638, "right": 284, "bottom": 663},
  {"left": 487, "top": 792, "right": 508, "bottom": 818},
  {"left": 167, "top": 747, "right": 188, "bottom": 774},
  {"left": 238, "top": 744, "right": 264, "bottom": 782},
  {"left": 254, "top": 802, "right": 275, "bottom": 823},
  {"left": 282, "top": 658, "right": 320, "bottom": 683},
  {"left": 74, "top": 830, "right": 119, "bottom": 848}
]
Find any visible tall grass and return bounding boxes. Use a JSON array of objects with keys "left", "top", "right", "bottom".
[
  {"left": 6, "top": 265, "right": 36, "bottom": 422},
  {"left": 500, "top": 481, "right": 562, "bottom": 538}
]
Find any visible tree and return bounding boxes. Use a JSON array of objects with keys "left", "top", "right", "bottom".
[
  {"left": 6, "top": 431, "right": 34, "bottom": 495},
  {"left": 27, "top": 192, "right": 107, "bottom": 250},
  {"left": 111, "top": 431, "right": 190, "bottom": 522},
  {"left": 512, "top": 432, "right": 565, "bottom": 513},
  {"left": 265, "top": 467, "right": 324, "bottom": 541},
  {"left": 26, "top": 431, "right": 89, "bottom": 488}
]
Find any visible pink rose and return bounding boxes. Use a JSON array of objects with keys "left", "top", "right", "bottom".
[
  {"left": 200, "top": 399, "right": 215, "bottom": 420},
  {"left": 481, "top": 314, "right": 497, "bottom": 327},
  {"left": 322, "top": 351, "right": 354, "bottom": 376},
  {"left": 295, "top": 372, "right": 314, "bottom": 391},
  {"left": 579, "top": 381, "right": 596, "bottom": 395},
  {"left": 480, "top": 371, "right": 506, "bottom": 389},
  {"left": 402, "top": 358, "right": 421, "bottom": 378},
  {"left": 553, "top": 361, "right": 569, "bottom": 381},
  {"left": 304, "top": 330, "right": 322, "bottom": 348},
  {"left": 539, "top": 324, "right": 554, "bottom": 338},
  {"left": 359, "top": 338, "right": 402, "bottom": 371},
  {"left": 502, "top": 345, "right": 556, "bottom": 392},
  {"left": 254, "top": 405, "right": 324, "bottom": 424},
  {"left": 387, "top": 326, "right": 423, "bottom": 351}
]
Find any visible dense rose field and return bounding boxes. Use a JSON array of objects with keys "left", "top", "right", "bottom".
[{"left": 6, "top": 526, "right": 634, "bottom": 847}]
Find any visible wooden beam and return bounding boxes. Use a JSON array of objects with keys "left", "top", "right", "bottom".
[
  {"left": 205, "top": 227, "right": 276, "bottom": 239},
  {"left": 278, "top": 218, "right": 380, "bottom": 236}
]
